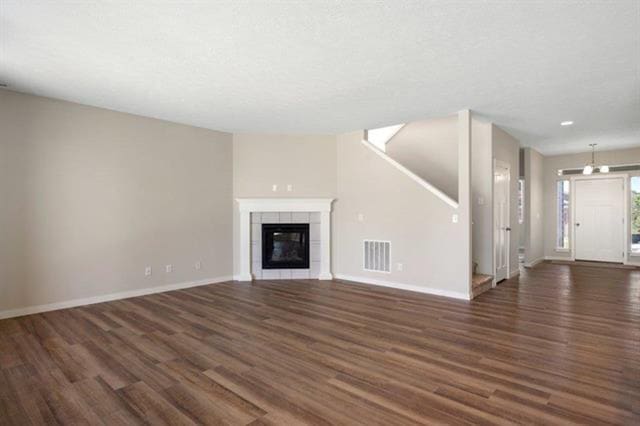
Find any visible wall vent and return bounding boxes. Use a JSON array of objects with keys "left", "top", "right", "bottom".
[{"left": 363, "top": 240, "right": 391, "bottom": 273}]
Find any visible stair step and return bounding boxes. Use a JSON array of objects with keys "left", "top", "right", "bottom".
[{"left": 472, "top": 274, "right": 493, "bottom": 298}]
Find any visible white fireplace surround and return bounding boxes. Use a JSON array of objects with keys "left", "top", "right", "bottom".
[{"left": 236, "top": 198, "right": 334, "bottom": 281}]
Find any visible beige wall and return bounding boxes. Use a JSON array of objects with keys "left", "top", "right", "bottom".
[
  {"left": 385, "top": 116, "right": 458, "bottom": 200},
  {"left": 232, "top": 133, "right": 337, "bottom": 198},
  {"left": 524, "top": 147, "right": 544, "bottom": 264},
  {"left": 493, "top": 125, "right": 520, "bottom": 276},
  {"left": 543, "top": 147, "right": 640, "bottom": 260},
  {"left": 334, "top": 131, "right": 469, "bottom": 298},
  {"left": 0, "top": 90, "right": 233, "bottom": 313},
  {"left": 471, "top": 120, "right": 493, "bottom": 275},
  {"left": 232, "top": 133, "right": 337, "bottom": 275}
]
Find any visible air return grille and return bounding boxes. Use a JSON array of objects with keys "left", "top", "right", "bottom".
[{"left": 363, "top": 240, "right": 391, "bottom": 273}]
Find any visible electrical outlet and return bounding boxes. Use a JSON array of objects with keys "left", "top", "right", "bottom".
[
  {"left": 286, "top": 184, "right": 292, "bottom": 192},
  {"left": 452, "top": 214, "right": 459, "bottom": 223},
  {"left": 144, "top": 266, "right": 152, "bottom": 277},
  {"left": 397, "top": 263, "right": 404, "bottom": 272},
  {"left": 357, "top": 213, "right": 364, "bottom": 222},
  {"left": 272, "top": 184, "right": 278, "bottom": 192},
  {"left": 165, "top": 264, "right": 173, "bottom": 273},
  {"left": 195, "top": 261, "right": 201, "bottom": 270}
]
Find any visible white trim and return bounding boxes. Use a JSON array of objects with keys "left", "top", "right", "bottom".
[
  {"left": 523, "top": 257, "right": 544, "bottom": 268},
  {"left": 360, "top": 139, "right": 458, "bottom": 209},
  {"left": 509, "top": 269, "right": 520, "bottom": 278},
  {"left": 334, "top": 273, "right": 470, "bottom": 301},
  {"left": 623, "top": 260, "right": 640, "bottom": 267},
  {"left": 544, "top": 255, "right": 572, "bottom": 261},
  {"left": 236, "top": 198, "right": 334, "bottom": 213},
  {"left": 234, "top": 273, "right": 253, "bottom": 281},
  {"left": 0, "top": 275, "right": 233, "bottom": 320}
]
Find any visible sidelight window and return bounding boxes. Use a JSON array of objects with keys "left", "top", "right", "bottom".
[
  {"left": 631, "top": 176, "right": 640, "bottom": 254},
  {"left": 556, "top": 180, "right": 570, "bottom": 250}
]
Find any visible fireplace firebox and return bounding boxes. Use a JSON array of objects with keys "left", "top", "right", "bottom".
[{"left": 262, "top": 223, "right": 310, "bottom": 269}]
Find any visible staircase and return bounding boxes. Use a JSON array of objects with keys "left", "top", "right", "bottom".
[{"left": 472, "top": 274, "right": 493, "bottom": 299}]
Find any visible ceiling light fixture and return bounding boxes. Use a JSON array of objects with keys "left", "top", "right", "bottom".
[
  {"left": 583, "top": 143, "right": 608, "bottom": 175},
  {"left": 560, "top": 121, "right": 574, "bottom": 126}
]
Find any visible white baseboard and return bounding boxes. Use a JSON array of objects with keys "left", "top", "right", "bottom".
[
  {"left": 234, "top": 273, "right": 253, "bottom": 282},
  {"left": 334, "top": 273, "right": 470, "bottom": 301},
  {"left": 544, "top": 255, "right": 572, "bottom": 261},
  {"left": 523, "top": 257, "right": 544, "bottom": 268},
  {"left": 317, "top": 272, "right": 334, "bottom": 280},
  {"left": 509, "top": 269, "right": 520, "bottom": 278},
  {"left": 0, "top": 275, "right": 233, "bottom": 320}
]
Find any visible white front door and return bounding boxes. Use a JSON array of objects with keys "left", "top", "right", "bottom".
[
  {"left": 574, "top": 178, "right": 624, "bottom": 262},
  {"left": 494, "top": 162, "right": 510, "bottom": 281}
]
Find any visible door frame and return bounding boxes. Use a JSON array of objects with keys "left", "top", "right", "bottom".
[
  {"left": 493, "top": 159, "right": 510, "bottom": 283},
  {"left": 569, "top": 173, "right": 628, "bottom": 263}
]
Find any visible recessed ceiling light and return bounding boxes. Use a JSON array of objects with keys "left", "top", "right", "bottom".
[{"left": 560, "top": 121, "right": 573, "bottom": 126}]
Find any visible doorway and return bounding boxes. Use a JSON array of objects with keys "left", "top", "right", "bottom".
[
  {"left": 574, "top": 177, "right": 625, "bottom": 263},
  {"left": 494, "top": 161, "right": 510, "bottom": 282}
]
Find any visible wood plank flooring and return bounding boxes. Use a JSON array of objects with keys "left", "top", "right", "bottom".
[{"left": 1, "top": 261, "right": 638, "bottom": 425}]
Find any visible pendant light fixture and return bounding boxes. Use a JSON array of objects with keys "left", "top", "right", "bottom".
[{"left": 583, "top": 143, "right": 609, "bottom": 175}]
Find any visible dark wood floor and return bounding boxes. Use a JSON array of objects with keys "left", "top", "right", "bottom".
[{"left": 1, "top": 262, "right": 638, "bottom": 425}]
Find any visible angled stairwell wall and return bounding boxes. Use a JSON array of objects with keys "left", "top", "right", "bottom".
[
  {"left": 384, "top": 115, "right": 459, "bottom": 201},
  {"left": 333, "top": 112, "right": 473, "bottom": 299}
]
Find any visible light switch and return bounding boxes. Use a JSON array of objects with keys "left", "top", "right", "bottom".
[
  {"left": 272, "top": 184, "right": 278, "bottom": 192},
  {"left": 357, "top": 213, "right": 364, "bottom": 222},
  {"left": 287, "top": 184, "right": 292, "bottom": 192},
  {"left": 452, "top": 214, "right": 459, "bottom": 223}
]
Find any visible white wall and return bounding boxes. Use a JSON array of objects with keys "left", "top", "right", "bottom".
[
  {"left": 0, "top": 90, "right": 234, "bottom": 314},
  {"left": 524, "top": 147, "right": 544, "bottom": 265},
  {"left": 471, "top": 120, "right": 493, "bottom": 275},
  {"left": 333, "top": 130, "right": 470, "bottom": 299},
  {"left": 493, "top": 125, "right": 521, "bottom": 275},
  {"left": 232, "top": 133, "right": 337, "bottom": 276},
  {"left": 385, "top": 116, "right": 458, "bottom": 200},
  {"left": 543, "top": 147, "right": 640, "bottom": 261}
]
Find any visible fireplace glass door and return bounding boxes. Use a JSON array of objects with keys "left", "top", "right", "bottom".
[{"left": 262, "top": 223, "right": 310, "bottom": 269}]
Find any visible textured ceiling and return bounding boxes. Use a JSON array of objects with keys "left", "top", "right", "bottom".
[{"left": 1, "top": 1, "right": 638, "bottom": 155}]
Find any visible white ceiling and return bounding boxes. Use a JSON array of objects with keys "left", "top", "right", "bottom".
[{"left": 1, "top": 1, "right": 638, "bottom": 155}]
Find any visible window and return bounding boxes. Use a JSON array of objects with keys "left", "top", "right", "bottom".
[
  {"left": 631, "top": 176, "right": 640, "bottom": 254},
  {"left": 556, "top": 180, "right": 570, "bottom": 250},
  {"left": 518, "top": 179, "right": 525, "bottom": 224}
]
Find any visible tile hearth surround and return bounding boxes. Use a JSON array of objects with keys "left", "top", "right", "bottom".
[
  {"left": 251, "top": 212, "right": 321, "bottom": 279},
  {"left": 236, "top": 198, "right": 334, "bottom": 281}
]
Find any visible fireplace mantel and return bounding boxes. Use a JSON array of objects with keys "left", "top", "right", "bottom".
[{"left": 236, "top": 198, "right": 334, "bottom": 281}]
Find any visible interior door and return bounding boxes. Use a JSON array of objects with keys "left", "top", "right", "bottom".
[
  {"left": 574, "top": 178, "right": 624, "bottom": 262},
  {"left": 494, "top": 163, "right": 510, "bottom": 281}
]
